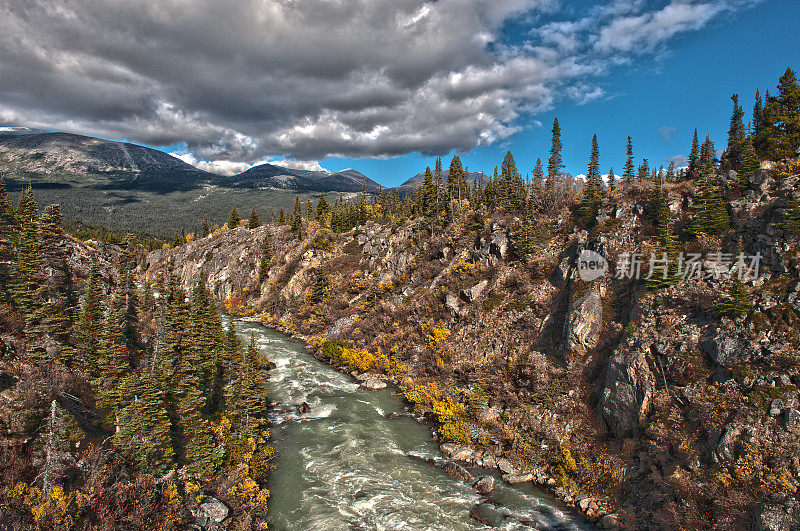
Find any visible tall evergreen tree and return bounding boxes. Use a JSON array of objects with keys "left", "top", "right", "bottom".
[
  {"left": 581, "top": 135, "right": 604, "bottom": 215},
  {"left": 316, "top": 193, "right": 331, "bottom": 222},
  {"left": 757, "top": 67, "right": 800, "bottom": 160},
  {"left": 11, "top": 187, "right": 40, "bottom": 329},
  {"left": 623, "top": 136, "right": 635, "bottom": 187},
  {"left": 532, "top": 158, "right": 544, "bottom": 190},
  {"left": 725, "top": 94, "right": 746, "bottom": 171},
  {"left": 248, "top": 208, "right": 260, "bottom": 229},
  {"left": 31, "top": 205, "right": 77, "bottom": 362},
  {"left": 687, "top": 129, "right": 701, "bottom": 179},
  {"left": 93, "top": 308, "right": 131, "bottom": 420},
  {"left": 739, "top": 134, "right": 759, "bottom": 188},
  {"left": 421, "top": 167, "right": 437, "bottom": 217},
  {"left": 546, "top": 118, "right": 564, "bottom": 190},
  {"left": 77, "top": 262, "right": 103, "bottom": 375},
  {"left": 607, "top": 166, "right": 616, "bottom": 191},
  {"left": 290, "top": 196, "right": 303, "bottom": 238},
  {"left": 228, "top": 206, "right": 240, "bottom": 229},
  {"left": 114, "top": 374, "right": 175, "bottom": 475}
]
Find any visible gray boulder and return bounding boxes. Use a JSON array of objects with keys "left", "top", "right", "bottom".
[
  {"left": 702, "top": 328, "right": 757, "bottom": 367},
  {"left": 359, "top": 378, "right": 387, "bottom": 391},
  {"left": 751, "top": 498, "right": 800, "bottom": 531},
  {"left": 460, "top": 280, "right": 488, "bottom": 303},
  {"left": 473, "top": 476, "right": 495, "bottom": 494},
  {"left": 565, "top": 285, "right": 603, "bottom": 354},
  {"left": 444, "top": 462, "right": 474, "bottom": 483},
  {"left": 712, "top": 422, "right": 743, "bottom": 465},
  {"left": 194, "top": 496, "right": 229, "bottom": 527},
  {"left": 786, "top": 409, "right": 800, "bottom": 433},
  {"left": 598, "top": 349, "right": 655, "bottom": 438}
]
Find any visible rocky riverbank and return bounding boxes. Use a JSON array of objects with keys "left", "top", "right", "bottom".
[{"left": 145, "top": 160, "right": 800, "bottom": 529}]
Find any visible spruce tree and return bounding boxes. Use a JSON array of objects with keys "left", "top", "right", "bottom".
[
  {"left": 692, "top": 173, "right": 730, "bottom": 235},
  {"left": 532, "top": 158, "right": 544, "bottom": 190},
  {"left": 290, "top": 196, "right": 303, "bottom": 238},
  {"left": 228, "top": 206, "right": 240, "bottom": 229},
  {"left": 739, "top": 134, "right": 759, "bottom": 188},
  {"left": 699, "top": 136, "right": 716, "bottom": 177},
  {"left": 316, "top": 193, "right": 331, "bottom": 222},
  {"left": 77, "top": 262, "right": 104, "bottom": 375},
  {"left": 226, "top": 337, "right": 269, "bottom": 438},
  {"left": 725, "top": 94, "right": 746, "bottom": 171},
  {"left": 758, "top": 67, "right": 800, "bottom": 160},
  {"left": 421, "top": 167, "right": 437, "bottom": 217},
  {"left": 278, "top": 208, "right": 286, "bottom": 224},
  {"left": 0, "top": 178, "right": 14, "bottom": 300},
  {"left": 248, "top": 208, "right": 260, "bottom": 229},
  {"left": 623, "top": 136, "right": 635, "bottom": 187},
  {"left": 607, "top": 166, "right": 616, "bottom": 191},
  {"left": 546, "top": 118, "right": 564, "bottom": 190},
  {"left": 11, "top": 187, "right": 40, "bottom": 329},
  {"left": 687, "top": 129, "right": 700, "bottom": 179},
  {"left": 114, "top": 374, "right": 175, "bottom": 475},
  {"left": 637, "top": 159, "right": 650, "bottom": 183},
  {"left": 202, "top": 216, "right": 210, "bottom": 237},
  {"left": 647, "top": 193, "right": 680, "bottom": 289},
  {"left": 580, "top": 134, "right": 603, "bottom": 221},
  {"left": 31, "top": 205, "right": 77, "bottom": 362},
  {"left": 715, "top": 239, "right": 753, "bottom": 316},
  {"left": 93, "top": 309, "right": 131, "bottom": 420}
]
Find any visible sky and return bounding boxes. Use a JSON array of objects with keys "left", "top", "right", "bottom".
[{"left": 1, "top": 0, "right": 798, "bottom": 187}]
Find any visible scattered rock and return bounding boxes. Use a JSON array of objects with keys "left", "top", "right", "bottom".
[
  {"left": 785, "top": 409, "right": 800, "bottom": 433},
  {"left": 502, "top": 473, "right": 533, "bottom": 484},
  {"left": 460, "top": 280, "right": 489, "bottom": 303},
  {"left": 359, "top": 378, "right": 387, "bottom": 390},
  {"left": 477, "top": 405, "right": 501, "bottom": 423},
  {"left": 701, "top": 328, "right": 757, "bottom": 367},
  {"left": 440, "top": 443, "right": 475, "bottom": 462},
  {"left": 598, "top": 349, "right": 655, "bottom": 438},
  {"left": 443, "top": 462, "right": 474, "bottom": 483},
  {"left": 712, "top": 422, "right": 743, "bottom": 465},
  {"left": 578, "top": 498, "right": 592, "bottom": 511},
  {"left": 193, "top": 496, "right": 229, "bottom": 527},
  {"left": 751, "top": 498, "right": 800, "bottom": 531},
  {"left": 496, "top": 457, "right": 515, "bottom": 474},
  {"left": 565, "top": 284, "right": 603, "bottom": 354},
  {"left": 770, "top": 399, "right": 785, "bottom": 417},
  {"left": 599, "top": 513, "right": 621, "bottom": 529},
  {"left": 469, "top": 503, "right": 505, "bottom": 527},
  {"left": 297, "top": 402, "right": 311, "bottom": 414},
  {"left": 473, "top": 476, "right": 495, "bottom": 494}
]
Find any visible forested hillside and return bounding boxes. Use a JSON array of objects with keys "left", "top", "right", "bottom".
[
  {"left": 147, "top": 68, "right": 800, "bottom": 529},
  {"left": 0, "top": 183, "right": 273, "bottom": 528}
]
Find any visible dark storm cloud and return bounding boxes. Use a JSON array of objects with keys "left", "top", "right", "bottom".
[{"left": 0, "top": 0, "right": 760, "bottom": 163}]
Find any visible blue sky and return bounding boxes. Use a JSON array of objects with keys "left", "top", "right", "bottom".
[
  {"left": 323, "top": 0, "right": 800, "bottom": 186},
  {"left": 2, "top": 0, "right": 798, "bottom": 186}
]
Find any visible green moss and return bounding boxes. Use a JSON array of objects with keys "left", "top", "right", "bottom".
[
  {"left": 530, "top": 379, "right": 568, "bottom": 406},
  {"left": 481, "top": 292, "right": 505, "bottom": 313},
  {"left": 505, "top": 294, "right": 534, "bottom": 313},
  {"left": 746, "top": 384, "right": 795, "bottom": 410}
]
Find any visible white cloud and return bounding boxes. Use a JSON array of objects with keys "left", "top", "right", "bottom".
[
  {"left": 170, "top": 153, "right": 254, "bottom": 176},
  {"left": 0, "top": 0, "right": 759, "bottom": 162},
  {"left": 269, "top": 160, "right": 328, "bottom": 173}
]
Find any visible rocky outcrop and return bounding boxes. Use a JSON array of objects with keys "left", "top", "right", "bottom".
[
  {"left": 565, "top": 284, "right": 603, "bottom": 354},
  {"left": 473, "top": 476, "right": 495, "bottom": 493},
  {"left": 598, "top": 349, "right": 655, "bottom": 438},
  {"left": 443, "top": 462, "right": 474, "bottom": 483},
  {"left": 702, "top": 328, "right": 758, "bottom": 367},
  {"left": 460, "top": 280, "right": 488, "bottom": 303},
  {"left": 751, "top": 497, "right": 800, "bottom": 531},
  {"left": 192, "top": 496, "right": 229, "bottom": 529}
]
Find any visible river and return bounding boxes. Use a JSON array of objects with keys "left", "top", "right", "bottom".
[{"left": 228, "top": 319, "right": 593, "bottom": 530}]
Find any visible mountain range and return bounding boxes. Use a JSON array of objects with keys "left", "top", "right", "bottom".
[{"left": 0, "top": 128, "right": 394, "bottom": 235}]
